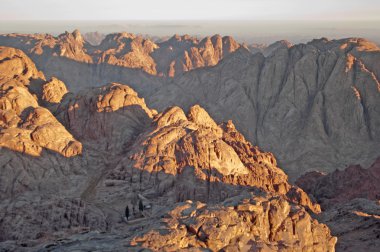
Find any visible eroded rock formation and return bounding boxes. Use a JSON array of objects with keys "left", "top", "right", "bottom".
[
  {"left": 131, "top": 196, "right": 336, "bottom": 251},
  {"left": 0, "top": 46, "right": 81, "bottom": 157},
  {"left": 0, "top": 31, "right": 241, "bottom": 77}
]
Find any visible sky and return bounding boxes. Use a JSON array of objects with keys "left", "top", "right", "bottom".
[
  {"left": 1, "top": 0, "right": 379, "bottom": 21},
  {"left": 0, "top": 0, "right": 379, "bottom": 44}
]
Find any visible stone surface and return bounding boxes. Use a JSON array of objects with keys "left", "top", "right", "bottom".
[
  {"left": 131, "top": 196, "right": 336, "bottom": 251},
  {"left": 0, "top": 46, "right": 81, "bottom": 157},
  {"left": 0, "top": 49, "right": 328, "bottom": 251},
  {"left": 318, "top": 199, "right": 380, "bottom": 252},
  {"left": 296, "top": 159, "right": 380, "bottom": 251},
  {"left": 108, "top": 104, "right": 320, "bottom": 212},
  {"left": 41, "top": 77, "right": 68, "bottom": 104}
]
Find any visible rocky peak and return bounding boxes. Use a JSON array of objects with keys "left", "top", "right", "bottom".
[
  {"left": 187, "top": 104, "right": 219, "bottom": 129},
  {"left": 72, "top": 29, "right": 84, "bottom": 43},
  {"left": 222, "top": 35, "right": 240, "bottom": 53},
  {"left": 58, "top": 83, "right": 154, "bottom": 151},
  {"left": 0, "top": 46, "right": 44, "bottom": 87},
  {"left": 154, "top": 106, "right": 188, "bottom": 127},
  {"left": 169, "top": 34, "right": 197, "bottom": 44},
  {"left": 110, "top": 103, "right": 320, "bottom": 212}
]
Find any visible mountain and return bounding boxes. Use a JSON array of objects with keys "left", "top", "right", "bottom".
[
  {"left": 0, "top": 46, "right": 335, "bottom": 251},
  {"left": 148, "top": 37, "right": 380, "bottom": 179},
  {"left": 1, "top": 32, "right": 379, "bottom": 180}
]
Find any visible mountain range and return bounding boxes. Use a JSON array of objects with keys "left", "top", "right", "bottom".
[{"left": 0, "top": 30, "right": 379, "bottom": 251}]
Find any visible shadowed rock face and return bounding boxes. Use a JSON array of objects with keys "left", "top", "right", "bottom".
[
  {"left": 296, "top": 157, "right": 380, "bottom": 209},
  {"left": 296, "top": 159, "right": 380, "bottom": 251},
  {"left": 318, "top": 198, "right": 380, "bottom": 252}
]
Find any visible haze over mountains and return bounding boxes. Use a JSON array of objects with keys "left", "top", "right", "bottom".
[
  {"left": 2, "top": 20, "right": 380, "bottom": 45},
  {"left": 0, "top": 29, "right": 379, "bottom": 251}
]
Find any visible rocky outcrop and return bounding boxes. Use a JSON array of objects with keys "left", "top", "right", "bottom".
[
  {"left": 0, "top": 46, "right": 82, "bottom": 157},
  {"left": 57, "top": 82, "right": 155, "bottom": 151},
  {"left": 155, "top": 34, "right": 241, "bottom": 76},
  {"left": 131, "top": 196, "right": 336, "bottom": 251},
  {"left": 248, "top": 40, "right": 293, "bottom": 56},
  {"left": 296, "top": 157, "right": 380, "bottom": 209},
  {"left": 0, "top": 35, "right": 380, "bottom": 250},
  {"left": 0, "top": 46, "right": 44, "bottom": 87},
  {"left": 92, "top": 32, "right": 158, "bottom": 75},
  {"left": 108, "top": 104, "right": 320, "bottom": 213},
  {"left": 41, "top": 77, "right": 68, "bottom": 104}
]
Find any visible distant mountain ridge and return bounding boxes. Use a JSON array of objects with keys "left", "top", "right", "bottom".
[{"left": 0, "top": 30, "right": 249, "bottom": 77}]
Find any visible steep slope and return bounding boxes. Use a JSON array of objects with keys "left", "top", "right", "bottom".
[
  {"left": 106, "top": 104, "right": 319, "bottom": 213},
  {"left": 153, "top": 34, "right": 241, "bottom": 76},
  {"left": 149, "top": 38, "right": 380, "bottom": 179}
]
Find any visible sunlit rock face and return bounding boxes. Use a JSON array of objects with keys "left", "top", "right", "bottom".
[
  {"left": 131, "top": 196, "right": 336, "bottom": 251},
  {"left": 3, "top": 32, "right": 379, "bottom": 181},
  {"left": 0, "top": 46, "right": 81, "bottom": 157},
  {"left": 0, "top": 71, "right": 328, "bottom": 251},
  {"left": 108, "top": 104, "right": 320, "bottom": 213},
  {"left": 0, "top": 31, "right": 241, "bottom": 77},
  {"left": 41, "top": 77, "right": 68, "bottom": 104}
]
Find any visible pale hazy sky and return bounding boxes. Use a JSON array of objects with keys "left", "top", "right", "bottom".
[{"left": 1, "top": 0, "right": 379, "bottom": 20}]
